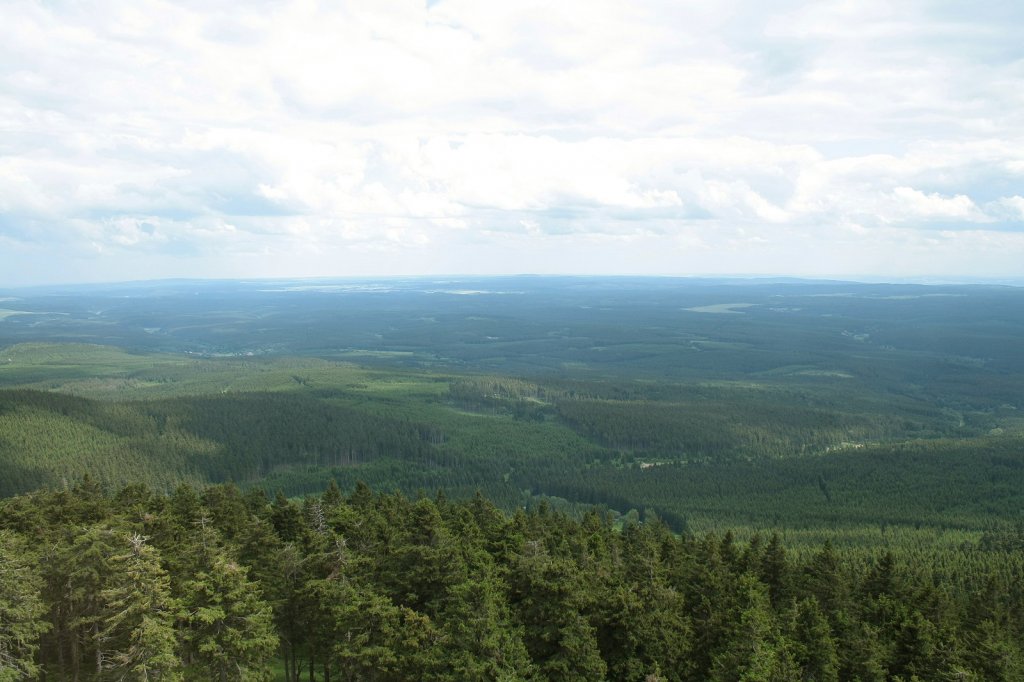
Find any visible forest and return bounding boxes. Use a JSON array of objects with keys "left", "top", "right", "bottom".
[
  {"left": 2, "top": 480, "right": 1022, "bottom": 681},
  {"left": 0, "top": 341, "right": 1021, "bottom": 538},
  {"left": 1, "top": 277, "right": 1023, "bottom": 679}
]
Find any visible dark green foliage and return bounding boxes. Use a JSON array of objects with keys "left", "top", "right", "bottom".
[
  {"left": 1, "top": 277, "right": 1024, "bottom": 679},
  {"left": 508, "top": 545, "right": 607, "bottom": 681},
  {"left": 1, "top": 481, "right": 1023, "bottom": 681},
  {"left": 178, "top": 551, "right": 278, "bottom": 681},
  {"left": 786, "top": 597, "right": 839, "bottom": 682},
  {"left": 708, "top": 575, "right": 799, "bottom": 681},
  {"left": 0, "top": 531, "right": 49, "bottom": 681},
  {"left": 555, "top": 396, "right": 906, "bottom": 459},
  {"left": 97, "top": 533, "right": 181, "bottom": 681},
  {"left": 45, "top": 523, "right": 122, "bottom": 681},
  {"left": 4, "top": 328, "right": 1024, "bottom": 546}
]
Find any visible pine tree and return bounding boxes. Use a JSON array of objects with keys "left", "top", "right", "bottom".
[
  {"left": 834, "top": 614, "right": 887, "bottom": 682},
  {"left": 680, "top": 533, "right": 741, "bottom": 677}
]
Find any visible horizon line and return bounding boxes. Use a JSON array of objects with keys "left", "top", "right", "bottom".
[{"left": 3, "top": 273, "right": 1023, "bottom": 291}]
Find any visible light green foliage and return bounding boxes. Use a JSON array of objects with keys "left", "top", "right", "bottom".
[
  {"left": 98, "top": 533, "right": 181, "bottom": 681},
  {"left": 709, "top": 575, "right": 798, "bottom": 681},
  {"left": 180, "top": 552, "right": 278, "bottom": 681},
  {"left": 438, "top": 574, "right": 534, "bottom": 681},
  {"left": 323, "top": 582, "right": 441, "bottom": 682}
]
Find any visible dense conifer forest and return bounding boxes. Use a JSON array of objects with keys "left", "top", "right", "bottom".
[
  {"left": 2, "top": 480, "right": 1023, "bottom": 681},
  {"left": 2, "top": 278, "right": 1024, "bottom": 679},
  {"left": 1, "top": 342, "right": 1021, "bottom": 535}
]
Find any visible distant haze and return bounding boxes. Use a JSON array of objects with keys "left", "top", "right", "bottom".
[{"left": 2, "top": 1, "right": 1023, "bottom": 286}]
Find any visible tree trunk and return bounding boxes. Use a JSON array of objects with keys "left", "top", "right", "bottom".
[
  {"left": 71, "top": 625, "right": 80, "bottom": 682},
  {"left": 94, "top": 621, "right": 102, "bottom": 677}
]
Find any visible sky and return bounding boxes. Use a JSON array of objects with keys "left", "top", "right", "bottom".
[{"left": 2, "top": 0, "right": 1023, "bottom": 286}]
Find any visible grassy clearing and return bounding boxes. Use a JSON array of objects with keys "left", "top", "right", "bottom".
[
  {"left": 684, "top": 303, "right": 756, "bottom": 314},
  {"left": 0, "top": 309, "right": 36, "bottom": 320}
]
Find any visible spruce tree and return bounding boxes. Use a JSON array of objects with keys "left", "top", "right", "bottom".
[
  {"left": 0, "top": 531, "right": 49, "bottom": 681},
  {"left": 46, "top": 523, "right": 122, "bottom": 680},
  {"left": 709, "top": 575, "right": 799, "bottom": 682},
  {"left": 438, "top": 569, "right": 534, "bottom": 681},
  {"left": 787, "top": 597, "right": 839, "bottom": 682},
  {"left": 98, "top": 533, "right": 181, "bottom": 681},
  {"left": 178, "top": 525, "right": 278, "bottom": 682},
  {"left": 508, "top": 545, "right": 606, "bottom": 681}
]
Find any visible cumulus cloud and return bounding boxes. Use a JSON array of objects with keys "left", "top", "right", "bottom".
[
  {"left": 0, "top": 0, "right": 1022, "bottom": 284},
  {"left": 888, "top": 187, "right": 987, "bottom": 223}
]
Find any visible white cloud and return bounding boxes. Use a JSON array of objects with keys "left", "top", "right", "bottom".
[
  {"left": 0, "top": 0, "right": 1022, "bottom": 284},
  {"left": 889, "top": 187, "right": 987, "bottom": 223},
  {"left": 993, "top": 196, "right": 1024, "bottom": 220}
]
